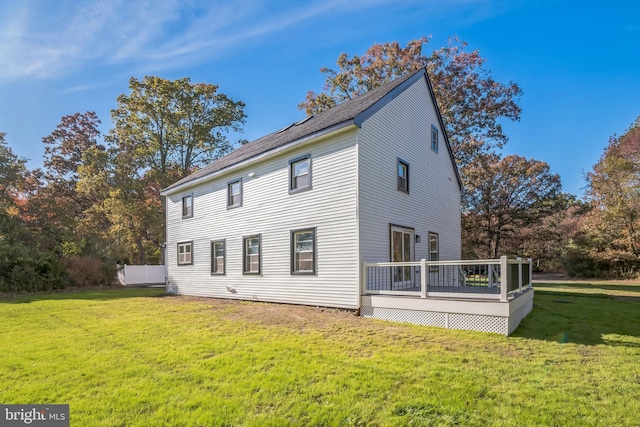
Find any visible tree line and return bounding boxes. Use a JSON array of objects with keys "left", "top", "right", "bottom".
[{"left": 0, "top": 37, "right": 637, "bottom": 292}]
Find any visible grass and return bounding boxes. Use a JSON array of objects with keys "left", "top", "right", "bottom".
[{"left": 0, "top": 283, "right": 639, "bottom": 426}]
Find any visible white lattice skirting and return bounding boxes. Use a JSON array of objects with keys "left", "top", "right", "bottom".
[
  {"left": 360, "top": 289, "right": 534, "bottom": 335},
  {"left": 361, "top": 306, "right": 510, "bottom": 334}
]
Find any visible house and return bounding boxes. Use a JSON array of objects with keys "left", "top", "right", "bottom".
[{"left": 160, "top": 68, "right": 534, "bottom": 335}]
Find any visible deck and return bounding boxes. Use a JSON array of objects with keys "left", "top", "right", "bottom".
[{"left": 360, "top": 257, "right": 534, "bottom": 335}]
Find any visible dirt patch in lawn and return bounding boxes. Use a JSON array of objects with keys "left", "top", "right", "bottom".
[{"left": 164, "top": 295, "right": 366, "bottom": 331}]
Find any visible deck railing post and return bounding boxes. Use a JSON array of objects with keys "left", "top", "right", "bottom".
[
  {"left": 420, "top": 259, "right": 427, "bottom": 298},
  {"left": 360, "top": 262, "right": 367, "bottom": 295},
  {"left": 528, "top": 258, "right": 533, "bottom": 288},
  {"left": 517, "top": 257, "right": 523, "bottom": 292},
  {"left": 500, "top": 256, "right": 508, "bottom": 302}
]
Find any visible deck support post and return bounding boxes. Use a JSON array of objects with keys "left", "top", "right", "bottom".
[
  {"left": 500, "top": 256, "right": 508, "bottom": 302},
  {"left": 420, "top": 259, "right": 427, "bottom": 298},
  {"left": 360, "top": 262, "right": 367, "bottom": 296}
]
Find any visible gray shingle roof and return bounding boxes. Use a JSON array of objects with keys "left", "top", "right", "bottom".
[{"left": 161, "top": 68, "right": 426, "bottom": 194}]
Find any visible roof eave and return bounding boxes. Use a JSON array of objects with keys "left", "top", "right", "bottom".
[{"left": 160, "top": 121, "right": 357, "bottom": 196}]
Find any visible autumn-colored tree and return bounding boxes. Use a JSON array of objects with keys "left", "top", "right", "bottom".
[
  {"left": 103, "top": 77, "right": 246, "bottom": 263},
  {"left": 463, "top": 154, "right": 563, "bottom": 259},
  {"left": 582, "top": 116, "right": 640, "bottom": 277},
  {"left": 300, "top": 37, "right": 523, "bottom": 168},
  {"left": 0, "top": 133, "right": 66, "bottom": 291},
  {"left": 27, "top": 112, "right": 105, "bottom": 256},
  {"left": 495, "top": 196, "right": 587, "bottom": 271}
]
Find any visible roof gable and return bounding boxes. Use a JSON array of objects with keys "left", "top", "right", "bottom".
[{"left": 162, "top": 68, "right": 461, "bottom": 194}]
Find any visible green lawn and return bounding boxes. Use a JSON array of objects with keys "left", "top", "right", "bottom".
[{"left": 1, "top": 283, "right": 639, "bottom": 426}]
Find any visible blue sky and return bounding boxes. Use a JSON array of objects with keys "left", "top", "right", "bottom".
[{"left": 0, "top": 0, "right": 638, "bottom": 197}]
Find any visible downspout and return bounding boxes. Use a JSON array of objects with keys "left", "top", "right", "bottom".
[{"left": 355, "top": 130, "right": 362, "bottom": 315}]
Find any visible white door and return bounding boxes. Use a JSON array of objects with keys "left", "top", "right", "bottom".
[{"left": 391, "top": 226, "right": 414, "bottom": 289}]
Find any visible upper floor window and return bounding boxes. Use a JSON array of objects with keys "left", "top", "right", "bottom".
[
  {"left": 397, "top": 159, "right": 409, "bottom": 193},
  {"left": 211, "top": 240, "right": 225, "bottom": 275},
  {"left": 431, "top": 125, "right": 439, "bottom": 153},
  {"left": 177, "top": 241, "right": 193, "bottom": 265},
  {"left": 227, "top": 178, "right": 242, "bottom": 208},
  {"left": 289, "top": 155, "right": 311, "bottom": 193},
  {"left": 243, "top": 235, "right": 261, "bottom": 274},
  {"left": 291, "top": 228, "right": 316, "bottom": 274},
  {"left": 182, "top": 194, "right": 193, "bottom": 218}
]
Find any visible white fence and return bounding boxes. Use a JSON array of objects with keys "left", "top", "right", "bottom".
[{"left": 117, "top": 264, "right": 166, "bottom": 286}]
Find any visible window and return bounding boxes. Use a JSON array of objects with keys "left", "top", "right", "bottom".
[
  {"left": 429, "top": 232, "right": 439, "bottom": 272},
  {"left": 227, "top": 178, "right": 242, "bottom": 208},
  {"left": 211, "top": 240, "right": 225, "bottom": 275},
  {"left": 431, "top": 125, "right": 439, "bottom": 153},
  {"left": 291, "top": 228, "right": 316, "bottom": 274},
  {"left": 397, "top": 159, "right": 409, "bottom": 193},
  {"left": 177, "top": 241, "right": 193, "bottom": 265},
  {"left": 243, "top": 235, "right": 261, "bottom": 274},
  {"left": 182, "top": 195, "right": 193, "bottom": 218},
  {"left": 289, "top": 155, "right": 311, "bottom": 193}
]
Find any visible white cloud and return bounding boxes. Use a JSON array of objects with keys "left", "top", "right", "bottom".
[
  {"left": 0, "top": 0, "right": 500, "bottom": 81},
  {"left": 0, "top": 0, "right": 350, "bottom": 80}
]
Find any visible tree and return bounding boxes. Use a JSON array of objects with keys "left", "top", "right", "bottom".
[
  {"left": 103, "top": 77, "right": 246, "bottom": 263},
  {"left": 463, "top": 154, "right": 563, "bottom": 258},
  {"left": 0, "top": 132, "right": 28, "bottom": 211},
  {"left": 299, "top": 37, "right": 523, "bottom": 169},
  {"left": 28, "top": 112, "right": 105, "bottom": 256},
  {"left": 43, "top": 112, "right": 102, "bottom": 183},
  {"left": 0, "top": 133, "right": 66, "bottom": 291},
  {"left": 582, "top": 116, "right": 640, "bottom": 276},
  {"left": 109, "top": 76, "right": 246, "bottom": 182},
  {"left": 497, "top": 195, "right": 585, "bottom": 271}
]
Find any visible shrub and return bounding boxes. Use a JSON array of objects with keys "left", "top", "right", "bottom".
[
  {"left": 64, "top": 256, "right": 116, "bottom": 287},
  {"left": 0, "top": 242, "right": 67, "bottom": 292}
]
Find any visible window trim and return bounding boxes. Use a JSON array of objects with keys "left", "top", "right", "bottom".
[
  {"left": 428, "top": 232, "right": 439, "bottom": 272},
  {"left": 290, "top": 227, "right": 317, "bottom": 275},
  {"left": 210, "top": 239, "right": 226, "bottom": 275},
  {"left": 177, "top": 241, "right": 193, "bottom": 266},
  {"left": 227, "top": 178, "right": 243, "bottom": 209},
  {"left": 289, "top": 154, "right": 312, "bottom": 194},
  {"left": 242, "top": 234, "right": 262, "bottom": 275},
  {"left": 397, "top": 158, "right": 410, "bottom": 194},
  {"left": 182, "top": 194, "right": 193, "bottom": 219},
  {"left": 431, "top": 125, "right": 439, "bottom": 153}
]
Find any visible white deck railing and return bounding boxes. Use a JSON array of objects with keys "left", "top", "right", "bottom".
[{"left": 361, "top": 256, "right": 533, "bottom": 302}]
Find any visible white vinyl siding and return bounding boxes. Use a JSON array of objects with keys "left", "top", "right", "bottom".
[
  {"left": 165, "top": 75, "right": 461, "bottom": 309},
  {"left": 358, "top": 75, "right": 462, "bottom": 265},
  {"left": 165, "top": 127, "right": 359, "bottom": 308}
]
